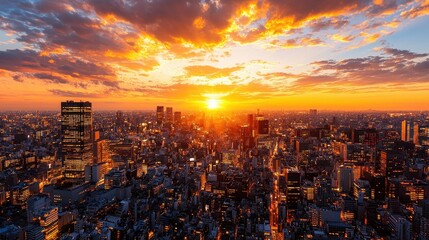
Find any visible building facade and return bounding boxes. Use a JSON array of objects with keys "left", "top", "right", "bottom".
[{"left": 61, "top": 101, "right": 93, "bottom": 182}]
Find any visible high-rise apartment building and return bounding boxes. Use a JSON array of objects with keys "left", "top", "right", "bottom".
[
  {"left": 115, "top": 111, "right": 124, "bottom": 131},
  {"left": 338, "top": 165, "right": 353, "bottom": 194},
  {"left": 380, "top": 150, "right": 406, "bottom": 178},
  {"left": 156, "top": 106, "right": 164, "bottom": 125},
  {"left": 165, "top": 107, "right": 173, "bottom": 123},
  {"left": 61, "top": 101, "right": 93, "bottom": 182},
  {"left": 286, "top": 167, "right": 301, "bottom": 209},
  {"left": 257, "top": 119, "right": 269, "bottom": 135},
  {"left": 248, "top": 114, "right": 254, "bottom": 135},
  {"left": 414, "top": 124, "right": 429, "bottom": 146},
  {"left": 37, "top": 207, "right": 59, "bottom": 240},
  {"left": 401, "top": 120, "right": 412, "bottom": 142}
]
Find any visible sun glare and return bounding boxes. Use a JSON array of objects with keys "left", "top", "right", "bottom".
[{"left": 207, "top": 98, "right": 220, "bottom": 109}]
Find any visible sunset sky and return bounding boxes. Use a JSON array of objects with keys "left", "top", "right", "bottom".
[{"left": 1, "top": 0, "right": 429, "bottom": 111}]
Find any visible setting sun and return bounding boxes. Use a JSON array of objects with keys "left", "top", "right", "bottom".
[{"left": 207, "top": 98, "right": 221, "bottom": 109}]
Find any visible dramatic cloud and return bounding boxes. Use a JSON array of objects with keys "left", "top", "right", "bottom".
[
  {"left": 0, "top": 0, "right": 426, "bottom": 51},
  {"left": 380, "top": 47, "right": 429, "bottom": 59},
  {"left": 250, "top": 47, "right": 429, "bottom": 94},
  {"left": 33, "top": 73, "right": 70, "bottom": 84},
  {"left": 0, "top": 49, "right": 118, "bottom": 88},
  {"left": 309, "top": 17, "right": 350, "bottom": 32},
  {"left": 90, "top": 0, "right": 253, "bottom": 45},
  {"left": 0, "top": 0, "right": 429, "bottom": 110},
  {"left": 307, "top": 48, "right": 429, "bottom": 88}
]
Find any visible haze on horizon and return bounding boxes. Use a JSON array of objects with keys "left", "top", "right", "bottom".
[{"left": 1, "top": 0, "right": 429, "bottom": 111}]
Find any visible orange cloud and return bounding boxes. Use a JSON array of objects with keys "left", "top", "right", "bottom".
[
  {"left": 183, "top": 65, "right": 243, "bottom": 79},
  {"left": 373, "top": 0, "right": 384, "bottom": 6},
  {"left": 272, "top": 37, "right": 325, "bottom": 48},
  {"left": 331, "top": 34, "right": 356, "bottom": 42},
  {"left": 360, "top": 32, "right": 383, "bottom": 43},
  {"left": 1, "top": 0, "right": 429, "bottom": 112},
  {"left": 400, "top": 1, "right": 429, "bottom": 19}
]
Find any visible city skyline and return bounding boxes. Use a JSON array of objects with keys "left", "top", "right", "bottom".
[
  {"left": 2, "top": 99, "right": 429, "bottom": 239},
  {"left": 1, "top": 1, "right": 429, "bottom": 111}
]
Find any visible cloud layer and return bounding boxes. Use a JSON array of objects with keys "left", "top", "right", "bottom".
[{"left": 0, "top": 0, "right": 429, "bottom": 109}]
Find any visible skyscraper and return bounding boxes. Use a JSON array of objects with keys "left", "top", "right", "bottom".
[
  {"left": 286, "top": 167, "right": 301, "bottom": 209},
  {"left": 166, "top": 107, "right": 173, "bottom": 124},
  {"left": 414, "top": 124, "right": 429, "bottom": 146},
  {"left": 401, "top": 120, "right": 412, "bottom": 142},
  {"left": 380, "top": 150, "right": 406, "bottom": 178},
  {"left": 240, "top": 125, "right": 253, "bottom": 150},
  {"left": 61, "top": 101, "right": 93, "bottom": 182},
  {"left": 257, "top": 119, "right": 269, "bottom": 135},
  {"left": 338, "top": 165, "right": 353, "bottom": 194},
  {"left": 247, "top": 114, "right": 254, "bottom": 136},
  {"left": 156, "top": 106, "right": 164, "bottom": 125},
  {"left": 115, "top": 111, "right": 124, "bottom": 131}
]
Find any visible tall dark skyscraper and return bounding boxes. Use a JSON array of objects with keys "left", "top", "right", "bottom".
[
  {"left": 286, "top": 167, "right": 301, "bottom": 209},
  {"left": 247, "top": 114, "right": 254, "bottom": 137},
  {"left": 240, "top": 125, "right": 253, "bottom": 150},
  {"left": 166, "top": 107, "right": 173, "bottom": 124},
  {"left": 380, "top": 150, "right": 406, "bottom": 178},
  {"left": 156, "top": 106, "right": 164, "bottom": 125},
  {"left": 61, "top": 101, "right": 93, "bottom": 182},
  {"left": 257, "top": 119, "right": 269, "bottom": 135},
  {"left": 116, "top": 111, "right": 124, "bottom": 131},
  {"left": 337, "top": 165, "right": 353, "bottom": 194}
]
